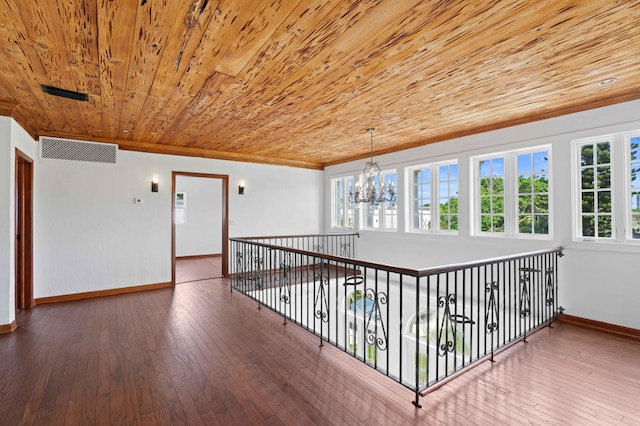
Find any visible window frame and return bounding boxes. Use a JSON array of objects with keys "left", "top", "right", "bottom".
[
  {"left": 625, "top": 132, "right": 640, "bottom": 241},
  {"left": 572, "top": 130, "right": 640, "bottom": 244},
  {"left": 472, "top": 145, "right": 552, "bottom": 238},
  {"left": 175, "top": 191, "right": 187, "bottom": 225},
  {"left": 405, "top": 158, "right": 460, "bottom": 235},
  {"left": 362, "top": 169, "right": 397, "bottom": 232},
  {"left": 476, "top": 155, "right": 506, "bottom": 235},
  {"left": 330, "top": 175, "right": 355, "bottom": 229},
  {"left": 408, "top": 163, "right": 432, "bottom": 233},
  {"left": 437, "top": 162, "right": 460, "bottom": 233},
  {"left": 572, "top": 136, "right": 615, "bottom": 241},
  {"left": 515, "top": 149, "right": 551, "bottom": 236},
  {"left": 407, "top": 160, "right": 459, "bottom": 234}
]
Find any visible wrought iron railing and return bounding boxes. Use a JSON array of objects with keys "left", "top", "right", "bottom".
[
  {"left": 239, "top": 233, "right": 358, "bottom": 258},
  {"left": 229, "top": 234, "right": 563, "bottom": 407}
]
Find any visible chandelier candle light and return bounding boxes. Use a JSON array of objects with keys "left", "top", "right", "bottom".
[{"left": 348, "top": 128, "right": 397, "bottom": 204}]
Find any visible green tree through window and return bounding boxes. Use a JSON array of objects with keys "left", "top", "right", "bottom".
[
  {"left": 579, "top": 141, "right": 612, "bottom": 238},
  {"left": 439, "top": 164, "right": 459, "bottom": 231},
  {"left": 475, "top": 147, "right": 551, "bottom": 236},
  {"left": 517, "top": 151, "right": 549, "bottom": 235},
  {"left": 479, "top": 158, "right": 505, "bottom": 232},
  {"left": 410, "top": 161, "right": 458, "bottom": 233}
]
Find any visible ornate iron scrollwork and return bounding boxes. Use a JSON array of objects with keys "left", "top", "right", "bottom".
[
  {"left": 279, "top": 262, "right": 291, "bottom": 304},
  {"left": 235, "top": 249, "right": 264, "bottom": 289},
  {"left": 314, "top": 272, "right": 329, "bottom": 323},
  {"left": 250, "top": 249, "right": 264, "bottom": 290},
  {"left": 364, "top": 288, "right": 388, "bottom": 351},
  {"left": 235, "top": 251, "right": 245, "bottom": 287},
  {"left": 340, "top": 242, "right": 351, "bottom": 257},
  {"left": 485, "top": 281, "right": 499, "bottom": 334},
  {"left": 437, "top": 294, "right": 457, "bottom": 356},
  {"left": 437, "top": 294, "right": 474, "bottom": 356},
  {"left": 519, "top": 267, "right": 537, "bottom": 318},
  {"left": 545, "top": 266, "right": 555, "bottom": 306}
]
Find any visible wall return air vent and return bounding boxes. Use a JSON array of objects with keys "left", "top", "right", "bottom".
[{"left": 40, "top": 137, "right": 117, "bottom": 164}]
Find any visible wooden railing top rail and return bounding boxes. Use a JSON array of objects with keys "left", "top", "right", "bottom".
[
  {"left": 232, "top": 232, "right": 359, "bottom": 240},
  {"left": 230, "top": 235, "right": 563, "bottom": 278},
  {"left": 414, "top": 246, "right": 564, "bottom": 277}
]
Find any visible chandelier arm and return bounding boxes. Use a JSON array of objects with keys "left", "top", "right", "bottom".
[{"left": 350, "top": 128, "right": 396, "bottom": 205}]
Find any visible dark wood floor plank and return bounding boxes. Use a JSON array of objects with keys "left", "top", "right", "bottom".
[
  {"left": 2, "top": 277, "right": 639, "bottom": 425},
  {"left": 176, "top": 256, "right": 221, "bottom": 283}
]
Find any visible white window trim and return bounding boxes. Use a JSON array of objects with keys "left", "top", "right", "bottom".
[
  {"left": 472, "top": 153, "right": 509, "bottom": 237},
  {"left": 572, "top": 130, "right": 640, "bottom": 244},
  {"left": 624, "top": 132, "right": 640, "bottom": 242},
  {"left": 571, "top": 135, "right": 616, "bottom": 242},
  {"left": 514, "top": 146, "right": 553, "bottom": 238},
  {"left": 361, "top": 169, "right": 398, "bottom": 232},
  {"left": 331, "top": 175, "right": 355, "bottom": 230},
  {"left": 472, "top": 145, "right": 552, "bottom": 239},
  {"left": 406, "top": 160, "right": 459, "bottom": 234},
  {"left": 175, "top": 192, "right": 187, "bottom": 225},
  {"left": 435, "top": 162, "right": 459, "bottom": 234}
]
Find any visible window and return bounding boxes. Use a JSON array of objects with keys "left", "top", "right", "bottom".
[
  {"left": 629, "top": 136, "right": 640, "bottom": 239},
  {"left": 479, "top": 158, "right": 505, "bottom": 233},
  {"left": 175, "top": 192, "right": 186, "bottom": 224},
  {"left": 364, "top": 170, "right": 397, "bottom": 231},
  {"left": 411, "top": 165, "right": 431, "bottom": 230},
  {"left": 409, "top": 161, "right": 458, "bottom": 233},
  {"left": 473, "top": 146, "right": 551, "bottom": 237},
  {"left": 439, "top": 164, "right": 459, "bottom": 231},
  {"left": 576, "top": 139, "right": 613, "bottom": 239},
  {"left": 517, "top": 152, "right": 549, "bottom": 234},
  {"left": 574, "top": 131, "right": 640, "bottom": 242},
  {"left": 331, "top": 176, "right": 355, "bottom": 228}
]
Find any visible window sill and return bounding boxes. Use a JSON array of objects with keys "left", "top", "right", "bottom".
[{"left": 567, "top": 239, "right": 640, "bottom": 253}]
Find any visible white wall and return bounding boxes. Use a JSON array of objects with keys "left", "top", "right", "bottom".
[
  {"left": 0, "top": 117, "right": 37, "bottom": 327},
  {"left": 3, "top": 101, "right": 640, "bottom": 330},
  {"left": 0, "top": 117, "right": 11, "bottom": 327},
  {"left": 32, "top": 148, "right": 322, "bottom": 299},
  {"left": 175, "top": 175, "right": 222, "bottom": 256},
  {"left": 325, "top": 100, "right": 640, "bottom": 329}
]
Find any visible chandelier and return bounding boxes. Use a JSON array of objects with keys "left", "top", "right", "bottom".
[{"left": 348, "top": 128, "right": 397, "bottom": 204}]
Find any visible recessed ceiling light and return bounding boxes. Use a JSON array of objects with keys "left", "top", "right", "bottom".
[
  {"left": 598, "top": 78, "right": 617, "bottom": 86},
  {"left": 121, "top": 129, "right": 129, "bottom": 133}
]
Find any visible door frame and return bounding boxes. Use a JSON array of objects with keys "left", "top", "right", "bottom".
[
  {"left": 15, "top": 148, "right": 34, "bottom": 310},
  {"left": 171, "top": 172, "right": 229, "bottom": 285}
]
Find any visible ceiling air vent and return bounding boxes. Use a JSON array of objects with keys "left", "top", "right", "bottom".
[
  {"left": 40, "top": 137, "right": 117, "bottom": 164},
  {"left": 41, "top": 85, "right": 89, "bottom": 101}
]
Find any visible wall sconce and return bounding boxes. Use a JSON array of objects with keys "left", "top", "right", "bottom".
[
  {"left": 151, "top": 175, "right": 159, "bottom": 192},
  {"left": 238, "top": 184, "right": 245, "bottom": 195}
]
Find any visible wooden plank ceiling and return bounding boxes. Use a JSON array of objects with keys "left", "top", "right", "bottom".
[{"left": 1, "top": 0, "right": 640, "bottom": 169}]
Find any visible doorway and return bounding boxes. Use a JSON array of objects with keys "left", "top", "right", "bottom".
[
  {"left": 15, "top": 149, "right": 34, "bottom": 311},
  {"left": 172, "top": 172, "right": 229, "bottom": 285}
]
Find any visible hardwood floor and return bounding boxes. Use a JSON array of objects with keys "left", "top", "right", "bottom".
[
  {"left": 175, "top": 256, "right": 221, "bottom": 284},
  {"left": 1, "top": 278, "right": 639, "bottom": 425}
]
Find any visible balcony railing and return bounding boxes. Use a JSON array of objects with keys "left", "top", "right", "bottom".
[
  {"left": 238, "top": 233, "right": 358, "bottom": 258},
  {"left": 229, "top": 234, "right": 563, "bottom": 407}
]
